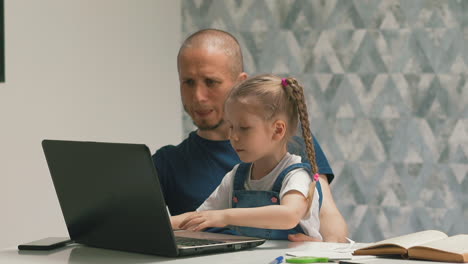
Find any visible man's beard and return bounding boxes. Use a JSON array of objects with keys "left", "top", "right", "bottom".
[
  {"left": 194, "top": 118, "right": 224, "bottom": 131},
  {"left": 184, "top": 105, "right": 224, "bottom": 131}
]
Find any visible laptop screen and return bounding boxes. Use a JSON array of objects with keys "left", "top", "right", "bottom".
[{"left": 42, "top": 140, "right": 178, "bottom": 256}]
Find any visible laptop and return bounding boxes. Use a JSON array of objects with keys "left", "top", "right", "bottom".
[{"left": 41, "top": 139, "right": 265, "bottom": 257}]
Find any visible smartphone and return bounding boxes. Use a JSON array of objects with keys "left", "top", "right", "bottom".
[{"left": 18, "top": 237, "right": 72, "bottom": 250}]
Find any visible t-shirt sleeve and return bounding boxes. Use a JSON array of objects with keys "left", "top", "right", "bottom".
[
  {"left": 279, "top": 169, "right": 312, "bottom": 199},
  {"left": 196, "top": 165, "right": 237, "bottom": 212},
  {"left": 288, "top": 135, "right": 335, "bottom": 183},
  {"left": 313, "top": 136, "right": 334, "bottom": 183}
]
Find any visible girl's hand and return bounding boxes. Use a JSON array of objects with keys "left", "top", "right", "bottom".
[{"left": 179, "top": 210, "right": 228, "bottom": 231}]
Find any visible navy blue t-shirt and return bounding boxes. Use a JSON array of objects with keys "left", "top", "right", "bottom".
[{"left": 153, "top": 131, "right": 334, "bottom": 216}]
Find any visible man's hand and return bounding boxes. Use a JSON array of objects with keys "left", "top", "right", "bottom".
[
  {"left": 179, "top": 210, "right": 228, "bottom": 231},
  {"left": 288, "top": 233, "right": 323, "bottom": 242}
]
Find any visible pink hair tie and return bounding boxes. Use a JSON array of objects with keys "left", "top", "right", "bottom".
[
  {"left": 281, "top": 78, "right": 288, "bottom": 87},
  {"left": 313, "top": 173, "right": 320, "bottom": 182}
]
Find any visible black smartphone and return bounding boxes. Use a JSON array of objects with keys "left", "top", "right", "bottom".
[{"left": 18, "top": 237, "right": 72, "bottom": 250}]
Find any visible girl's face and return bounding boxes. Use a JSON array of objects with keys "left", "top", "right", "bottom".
[{"left": 225, "top": 100, "right": 279, "bottom": 163}]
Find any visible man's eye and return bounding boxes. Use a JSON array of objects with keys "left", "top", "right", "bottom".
[
  {"left": 240, "top": 127, "right": 250, "bottom": 130},
  {"left": 206, "top": 79, "right": 217, "bottom": 86},
  {"left": 184, "top": 79, "right": 194, "bottom": 86}
]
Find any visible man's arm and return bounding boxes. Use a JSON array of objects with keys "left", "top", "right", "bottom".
[
  {"left": 318, "top": 175, "right": 348, "bottom": 242},
  {"left": 289, "top": 174, "right": 348, "bottom": 242}
]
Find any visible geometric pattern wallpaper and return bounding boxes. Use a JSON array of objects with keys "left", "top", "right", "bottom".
[{"left": 181, "top": 0, "right": 468, "bottom": 242}]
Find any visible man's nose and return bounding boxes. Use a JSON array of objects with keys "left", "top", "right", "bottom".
[{"left": 193, "top": 83, "right": 208, "bottom": 102}]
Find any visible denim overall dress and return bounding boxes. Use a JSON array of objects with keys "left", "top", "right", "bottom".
[{"left": 230, "top": 162, "right": 323, "bottom": 240}]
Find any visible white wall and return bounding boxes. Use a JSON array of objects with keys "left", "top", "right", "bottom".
[{"left": 0, "top": 0, "right": 182, "bottom": 248}]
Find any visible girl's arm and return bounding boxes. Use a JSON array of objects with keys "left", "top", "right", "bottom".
[
  {"left": 172, "top": 169, "right": 236, "bottom": 230},
  {"left": 179, "top": 190, "right": 308, "bottom": 231},
  {"left": 287, "top": 175, "right": 348, "bottom": 242}
]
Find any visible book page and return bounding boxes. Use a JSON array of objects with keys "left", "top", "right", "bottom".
[
  {"left": 408, "top": 235, "right": 468, "bottom": 263},
  {"left": 410, "top": 235, "right": 468, "bottom": 254},
  {"left": 358, "top": 230, "right": 448, "bottom": 250},
  {"left": 286, "top": 242, "right": 371, "bottom": 260}
]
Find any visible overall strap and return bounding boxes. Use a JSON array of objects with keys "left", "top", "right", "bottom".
[
  {"left": 271, "top": 163, "right": 311, "bottom": 193},
  {"left": 233, "top": 163, "right": 252, "bottom": 191},
  {"left": 316, "top": 180, "right": 323, "bottom": 210}
]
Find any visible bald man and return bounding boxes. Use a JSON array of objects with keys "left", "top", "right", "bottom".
[{"left": 153, "top": 29, "right": 348, "bottom": 242}]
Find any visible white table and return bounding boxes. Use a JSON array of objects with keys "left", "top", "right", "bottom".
[
  {"left": 0, "top": 240, "right": 300, "bottom": 264},
  {"left": 0, "top": 241, "right": 458, "bottom": 264}
]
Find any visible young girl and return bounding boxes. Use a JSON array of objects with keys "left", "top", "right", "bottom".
[{"left": 171, "top": 74, "right": 323, "bottom": 240}]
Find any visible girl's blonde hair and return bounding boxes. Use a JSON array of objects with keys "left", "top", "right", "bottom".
[{"left": 226, "top": 74, "right": 319, "bottom": 209}]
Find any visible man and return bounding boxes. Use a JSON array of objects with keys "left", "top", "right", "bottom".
[{"left": 153, "top": 29, "right": 348, "bottom": 242}]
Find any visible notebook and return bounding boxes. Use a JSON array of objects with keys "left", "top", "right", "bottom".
[{"left": 41, "top": 139, "right": 265, "bottom": 257}]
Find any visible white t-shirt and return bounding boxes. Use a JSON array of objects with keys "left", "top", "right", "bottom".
[{"left": 197, "top": 153, "right": 322, "bottom": 239}]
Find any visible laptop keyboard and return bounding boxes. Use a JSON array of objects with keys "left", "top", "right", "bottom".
[{"left": 175, "top": 237, "right": 223, "bottom": 246}]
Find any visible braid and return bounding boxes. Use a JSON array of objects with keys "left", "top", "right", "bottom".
[
  {"left": 282, "top": 77, "right": 319, "bottom": 208},
  {"left": 282, "top": 78, "right": 319, "bottom": 174}
]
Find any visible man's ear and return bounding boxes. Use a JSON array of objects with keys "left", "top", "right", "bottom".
[{"left": 272, "top": 120, "right": 286, "bottom": 141}]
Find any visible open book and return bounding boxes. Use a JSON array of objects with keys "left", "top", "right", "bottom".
[{"left": 353, "top": 230, "right": 468, "bottom": 263}]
